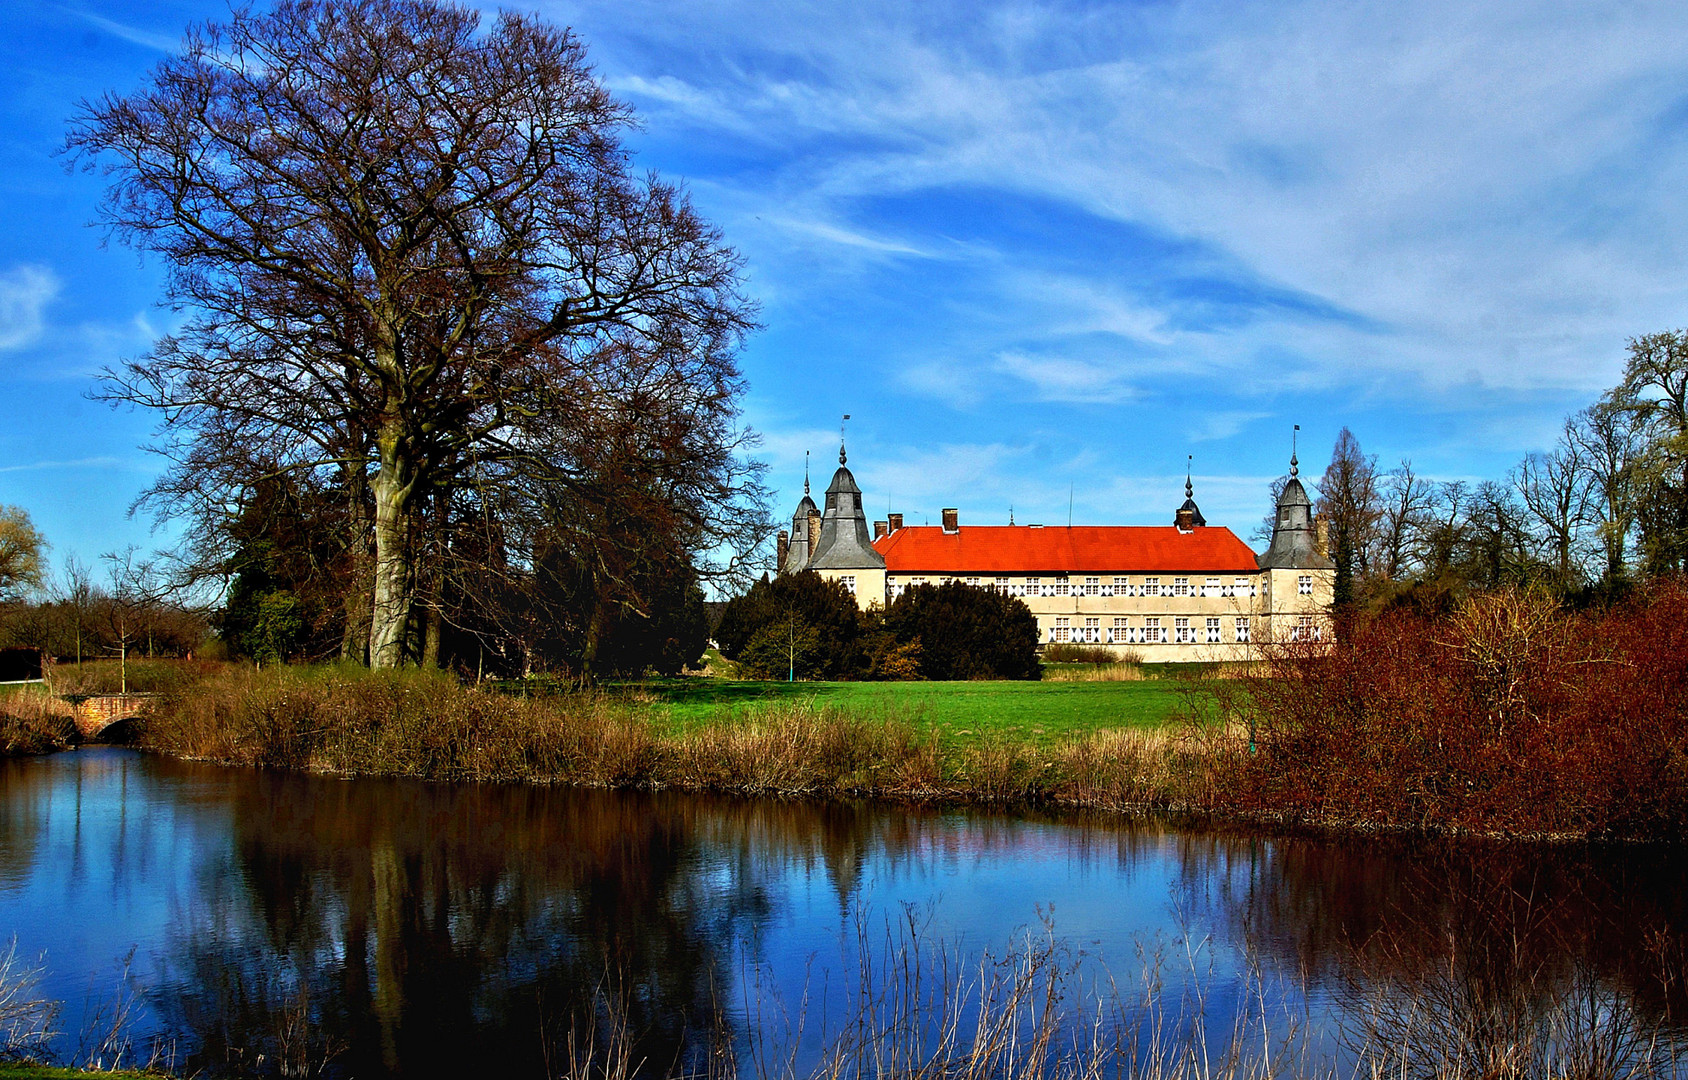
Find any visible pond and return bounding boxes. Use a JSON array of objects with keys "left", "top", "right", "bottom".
[{"left": 0, "top": 748, "right": 1684, "bottom": 1078}]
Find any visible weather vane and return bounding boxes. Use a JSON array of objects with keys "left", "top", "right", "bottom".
[{"left": 840, "top": 414, "right": 851, "bottom": 464}]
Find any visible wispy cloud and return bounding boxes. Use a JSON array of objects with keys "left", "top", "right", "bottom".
[
  {"left": 0, "top": 456, "right": 131, "bottom": 475},
  {"left": 0, "top": 265, "right": 60, "bottom": 351},
  {"left": 992, "top": 351, "right": 1140, "bottom": 404},
  {"left": 67, "top": 9, "right": 181, "bottom": 53},
  {"left": 565, "top": 0, "right": 1688, "bottom": 404}
]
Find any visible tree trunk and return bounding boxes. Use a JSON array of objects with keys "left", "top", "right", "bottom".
[
  {"left": 578, "top": 595, "right": 609, "bottom": 687},
  {"left": 369, "top": 411, "right": 417, "bottom": 670},
  {"left": 341, "top": 459, "right": 374, "bottom": 664},
  {"left": 418, "top": 489, "right": 447, "bottom": 669}
]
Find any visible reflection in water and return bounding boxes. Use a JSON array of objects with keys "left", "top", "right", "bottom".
[{"left": 0, "top": 750, "right": 1683, "bottom": 1077}]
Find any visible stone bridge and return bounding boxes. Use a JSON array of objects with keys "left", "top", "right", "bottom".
[{"left": 69, "top": 694, "right": 156, "bottom": 740}]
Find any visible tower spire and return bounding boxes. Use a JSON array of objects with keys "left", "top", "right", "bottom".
[
  {"left": 840, "top": 414, "right": 851, "bottom": 465},
  {"left": 804, "top": 450, "right": 810, "bottom": 495},
  {"left": 1186, "top": 454, "right": 1194, "bottom": 500},
  {"left": 1290, "top": 425, "right": 1300, "bottom": 478}
]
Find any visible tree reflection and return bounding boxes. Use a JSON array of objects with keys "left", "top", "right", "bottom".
[
  {"left": 9, "top": 751, "right": 1688, "bottom": 1078},
  {"left": 1168, "top": 829, "right": 1688, "bottom": 1070},
  {"left": 143, "top": 766, "right": 962, "bottom": 1078}
]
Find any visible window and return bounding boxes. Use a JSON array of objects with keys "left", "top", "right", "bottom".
[
  {"left": 965, "top": 576, "right": 980, "bottom": 587},
  {"left": 1235, "top": 617, "right": 1250, "bottom": 643},
  {"left": 1174, "top": 617, "right": 1192, "bottom": 644},
  {"left": 1084, "top": 617, "right": 1100, "bottom": 643},
  {"left": 1111, "top": 617, "right": 1128, "bottom": 643},
  {"left": 912, "top": 577, "right": 927, "bottom": 588},
  {"left": 996, "top": 576, "right": 1010, "bottom": 594},
  {"left": 1293, "top": 614, "right": 1317, "bottom": 642},
  {"left": 841, "top": 575, "right": 856, "bottom": 595},
  {"left": 1144, "top": 617, "right": 1162, "bottom": 644},
  {"left": 1204, "top": 578, "right": 1220, "bottom": 598},
  {"left": 1113, "top": 577, "right": 1130, "bottom": 596},
  {"left": 1236, "top": 577, "right": 1255, "bottom": 598},
  {"left": 1206, "top": 617, "right": 1221, "bottom": 643},
  {"left": 1145, "top": 577, "right": 1160, "bottom": 597},
  {"left": 1174, "top": 577, "right": 1190, "bottom": 597},
  {"left": 1084, "top": 576, "right": 1100, "bottom": 596},
  {"left": 1298, "top": 574, "right": 1313, "bottom": 596},
  {"left": 1025, "top": 576, "right": 1040, "bottom": 597},
  {"left": 1054, "top": 617, "right": 1070, "bottom": 643},
  {"left": 1054, "top": 576, "right": 1070, "bottom": 596}
]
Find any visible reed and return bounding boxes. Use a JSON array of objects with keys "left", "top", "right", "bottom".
[
  {"left": 136, "top": 664, "right": 1233, "bottom": 810},
  {"left": 1043, "top": 663, "right": 1147, "bottom": 682},
  {"left": 547, "top": 907, "right": 1685, "bottom": 1080},
  {"left": 0, "top": 690, "right": 76, "bottom": 756}
]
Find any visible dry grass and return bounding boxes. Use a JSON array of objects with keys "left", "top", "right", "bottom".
[
  {"left": 137, "top": 664, "right": 1239, "bottom": 811},
  {"left": 1044, "top": 663, "right": 1148, "bottom": 682},
  {"left": 44, "top": 658, "right": 220, "bottom": 698},
  {"left": 0, "top": 689, "right": 75, "bottom": 756},
  {"left": 548, "top": 907, "right": 1685, "bottom": 1080}
]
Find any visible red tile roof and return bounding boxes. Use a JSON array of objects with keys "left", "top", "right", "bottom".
[{"left": 873, "top": 525, "right": 1260, "bottom": 574}]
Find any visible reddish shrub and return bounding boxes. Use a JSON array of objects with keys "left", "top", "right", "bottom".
[{"left": 1232, "top": 580, "right": 1688, "bottom": 839}]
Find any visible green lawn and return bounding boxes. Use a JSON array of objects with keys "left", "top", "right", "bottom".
[{"left": 628, "top": 676, "right": 1193, "bottom": 747}]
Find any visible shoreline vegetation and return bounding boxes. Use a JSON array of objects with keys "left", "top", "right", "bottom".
[{"left": 3, "top": 579, "right": 1687, "bottom": 842}]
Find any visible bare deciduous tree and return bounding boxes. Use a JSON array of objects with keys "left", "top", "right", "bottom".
[
  {"left": 1513, "top": 423, "right": 1592, "bottom": 589},
  {"left": 1569, "top": 399, "right": 1644, "bottom": 586},
  {"left": 68, "top": 0, "right": 760, "bottom": 668},
  {"left": 1377, "top": 460, "right": 1434, "bottom": 581}
]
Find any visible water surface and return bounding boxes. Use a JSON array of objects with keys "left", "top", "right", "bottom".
[{"left": 1, "top": 748, "right": 1683, "bottom": 1077}]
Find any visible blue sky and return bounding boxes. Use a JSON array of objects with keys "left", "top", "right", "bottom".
[{"left": 6, "top": 0, "right": 1688, "bottom": 577}]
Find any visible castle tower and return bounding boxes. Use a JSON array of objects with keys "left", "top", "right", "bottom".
[
  {"left": 780, "top": 453, "right": 819, "bottom": 575},
  {"left": 1257, "top": 438, "right": 1334, "bottom": 643},
  {"left": 1174, "top": 456, "right": 1207, "bottom": 533},
  {"left": 1258, "top": 446, "right": 1331, "bottom": 571},
  {"left": 805, "top": 439, "right": 886, "bottom": 606}
]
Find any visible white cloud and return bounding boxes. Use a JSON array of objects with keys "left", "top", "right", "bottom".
[
  {"left": 0, "top": 456, "right": 131, "bottom": 474},
  {"left": 69, "top": 9, "right": 181, "bottom": 53},
  {"left": 564, "top": 0, "right": 1688, "bottom": 401},
  {"left": 992, "top": 351, "right": 1140, "bottom": 404},
  {"left": 0, "top": 265, "right": 60, "bottom": 351}
]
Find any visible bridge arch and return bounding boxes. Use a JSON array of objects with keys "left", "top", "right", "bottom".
[{"left": 69, "top": 695, "right": 155, "bottom": 742}]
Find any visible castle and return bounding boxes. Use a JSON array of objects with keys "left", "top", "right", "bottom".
[{"left": 776, "top": 441, "right": 1333, "bottom": 661}]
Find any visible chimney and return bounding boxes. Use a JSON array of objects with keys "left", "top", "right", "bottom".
[
  {"left": 942, "top": 508, "right": 959, "bottom": 534},
  {"left": 874, "top": 520, "right": 888, "bottom": 541},
  {"left": 888, "top": 513, "right": 903, "bottom": 533},
  {"left": 1175, "top": 508, "right": 1194, "bottom": 533},
  {"left": 777, "top": 529, "right": 790, "bottom": 569},
  {"left": 807, "top": 508, "right": 822, "bottom": 557}
]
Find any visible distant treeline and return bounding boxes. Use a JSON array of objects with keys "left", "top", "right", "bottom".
[{"left": 1309, "top": 330, "right": 1688, "bottom": 620}]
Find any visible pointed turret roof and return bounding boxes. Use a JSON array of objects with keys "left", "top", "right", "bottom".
[
  {"left": 1258, "top": 442, "right": 1333, "bottom": 570},
  {"left": 1175, "top": 457, "right": 1207, "bottom": 530},
  {"left": 807, "top": 440, "right": 886, "bottom": 570}
]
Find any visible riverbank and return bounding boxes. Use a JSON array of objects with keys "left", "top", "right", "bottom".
[
  {"left": 19, "top": 580, "right": 1688, "bottom": 843},
  {"left": 129, "top": 663, "right": 1229, "bottom": 814}
]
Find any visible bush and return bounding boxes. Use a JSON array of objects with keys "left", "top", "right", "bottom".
[
  {"left": 715, "top": 572, "right": 864, "bottom": 679},
  {"left": 1041, "top": 643, "right": 1125, "bottom": 664},
  {"left": 1235, "top": 579, "right": 1688, "bottom": 838},
  {"left": 881, "top": 582, "right": 1040, "bottom": 681},
  {"left": 738, "top": 621, "right": 822, "bottom": 681}
]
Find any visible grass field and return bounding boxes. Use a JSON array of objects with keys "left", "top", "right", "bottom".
[{"left": 617, "top": 676, "right": 1194, "bottom": 748}]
